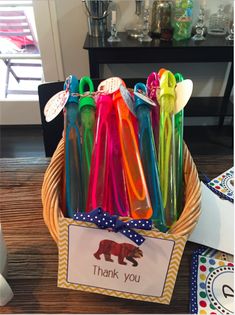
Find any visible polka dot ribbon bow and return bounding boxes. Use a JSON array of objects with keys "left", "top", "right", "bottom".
[{"left": 73, "top": 207, "right": 152, "bottom": 245}]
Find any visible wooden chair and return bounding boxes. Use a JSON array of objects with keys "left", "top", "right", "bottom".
[
  {"left": 38, "top": 81, "right": 64, "bottom": 157},
  {"left": 38, "top": 78, "right": 146, "bottom": 157},
  {"left": 0, "top": 9, "right": 42, "bottom": 97}
]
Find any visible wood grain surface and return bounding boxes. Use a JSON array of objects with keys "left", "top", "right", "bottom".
[{"left": 0, "top": 155, "right": 233, "bottom": 314}]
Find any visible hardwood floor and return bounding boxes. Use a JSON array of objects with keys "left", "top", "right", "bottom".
[{"left": 0, "top": 124, "right": 233, "bottom": 158}]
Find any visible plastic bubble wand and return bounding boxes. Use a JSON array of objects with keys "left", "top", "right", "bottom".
[
  {"left": 146, "top": 72, "right": 160, "bottom": 151},
  {"left": 134, "top": 82, "right": 167, "bottom": 231},
  {"left": 158, "top": 70, "right": 177, "bottom": 227},
  {"left": 108, "top": 101, "right": 130, "bottom": 217},
  {"left": 63, "top": 75, "right": 83, "bottom": 217},
  {"left": 113, "top": 84, "right": 153, "bottom": 220},
  {"left": 78, "top": 76, "right": 96, "bottom": 204},
  {"left": 174, "top": 72, "right": 184, "bottom": 217},
  {"left": 86, "top": 94, "right": 112, "bottom": 213}
]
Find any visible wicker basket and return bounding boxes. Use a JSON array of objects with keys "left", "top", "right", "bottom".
[{"left": 42, "top": 137, "right": 201, "bottom": 244}]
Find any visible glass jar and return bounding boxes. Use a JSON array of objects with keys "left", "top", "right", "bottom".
[
  {"left": 208, "top": 5, "right": 229, "bottom": 36},
  {"left": 171, "top": 0, "right": 193, "bottom": 41},
  {"left": 151, "top": 0, "right": 173, "bottom": 40},
  {"left": 125, "top": 0, "right": 144, "bottom": 38}
]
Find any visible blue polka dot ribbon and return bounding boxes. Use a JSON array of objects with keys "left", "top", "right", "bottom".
[{"left": 73, "top": 207, "right": 152, "bottom": 245}]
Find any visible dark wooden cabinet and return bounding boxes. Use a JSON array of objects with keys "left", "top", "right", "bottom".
[{"left": 84, "top": 33, "right": 233, "bottom": 126}]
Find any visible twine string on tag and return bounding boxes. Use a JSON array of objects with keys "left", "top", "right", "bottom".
[{"left": 70, "top": 88, "right": 135, "bottom": 100}]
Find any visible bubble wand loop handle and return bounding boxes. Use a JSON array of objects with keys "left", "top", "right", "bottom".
[
  {"left": 158, "top": 71, "right": 177, "bottom": 227},
  {"left": 146, "top": 72, "right": 160, "bottom": 150},
  {"left": 113, "top": 90, "right": 153, "bottom": 220},
  {"left": 79, "top": 76, "right": 96, "bottom": 204},
  {"left": 135, "top": 83, "right": 167, "bottom": 231},
  {"left": 146, "top": 72, "right": 159, "bottom": 102},
  {"left": 91, "top": 121, "right": 109, "bottom": 209},
  {"left": 86, "top": 95, "right": 111, "bottom": 213},
  {"left": 115, "top": 94, "right": 145, "bottom": 201},
  {"left": 108, "top": 105, "right": 130, "bottom": 217},
  {"left": 120, "top": 117, "right": 146, "bottom": 201},
  {"left": 160, "top": 111, "right": 172, "bottom": 207}
]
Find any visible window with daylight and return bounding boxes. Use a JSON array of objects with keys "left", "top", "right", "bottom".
[{"left": 0, "top": 0, "right": 43, "bottom": 100}]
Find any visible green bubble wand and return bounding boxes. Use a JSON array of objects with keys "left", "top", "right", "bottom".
[
  {"left": 78, "top": 76, "right": 96, "bottom": 205},
  {"left": 174, "top": 72, "right": 184, "bottom": 217},
  {"left": 158, "top": 70, "right": 177, "bottom": 227}
]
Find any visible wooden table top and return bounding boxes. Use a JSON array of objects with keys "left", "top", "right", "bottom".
[{"left": 0, "top": 155, "right": 233, "bottom": 313}]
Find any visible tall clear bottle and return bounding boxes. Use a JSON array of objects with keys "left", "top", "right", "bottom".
[
  {"left": 208, "top": 4, "right": 229, "bottom": 36},
  {"left": 172, "top": 0, "right": 193, "bottom": 41},
  {"left": 151, "top": 0, "right": 173, "bottom": 41}
]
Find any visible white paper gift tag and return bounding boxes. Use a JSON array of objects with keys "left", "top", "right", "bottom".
[
  {"left": 57, "top": 218, "right": 187, "bottom": 304},
  {"left": 175, "top": 79, "right": 193, "bottom": 114},
  {"left": 98, "top": 77, "right": 123, "bottom": 94},
  {"left": 133, "top": 91, "right": 157, "bottom": 107},
  {"left": 120, "top": 85, "right": 136, "bottom": 115},
  {"left": 44, "top": 90, "right": 69, "bottom": 122}
]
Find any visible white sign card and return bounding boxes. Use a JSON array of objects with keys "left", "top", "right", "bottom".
[
  {"left": 58, "top": 218, "right": 187, "bottom": 304},
  {"left": 189, "top": 182, "right": 234, "bottom": 255}
]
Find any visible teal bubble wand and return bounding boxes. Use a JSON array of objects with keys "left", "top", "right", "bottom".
[
  {"left": 63, "top": 75, "right": 83, "bottom": 217},
  {"left": 134, "top": 83, "right": 167, "bottom": 232}
]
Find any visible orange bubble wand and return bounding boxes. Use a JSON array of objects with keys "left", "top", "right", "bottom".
[{"left": 113, "top": 85, "right": 153, "bottom": 220}]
